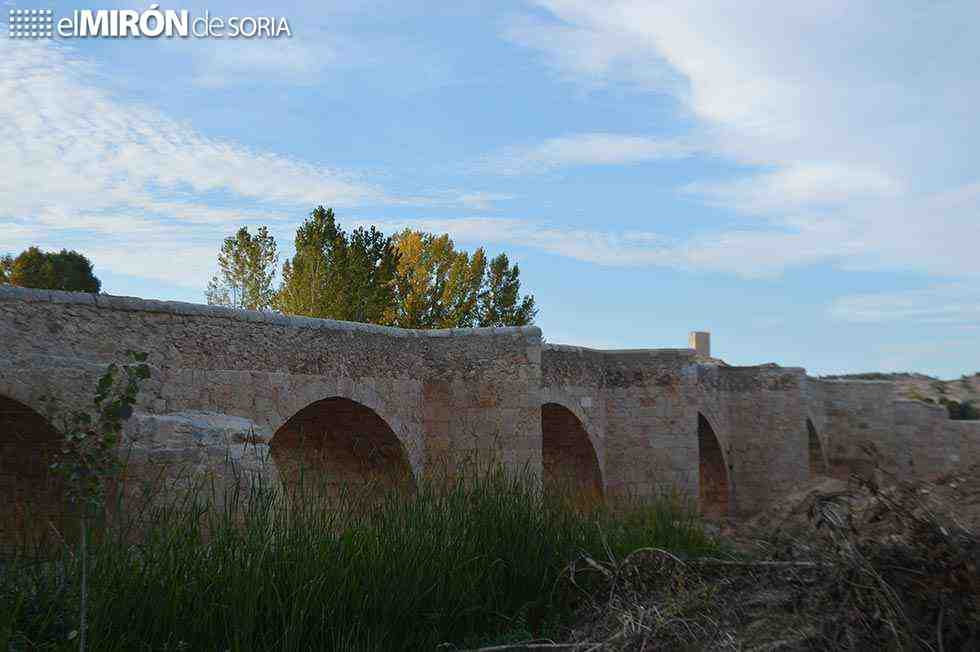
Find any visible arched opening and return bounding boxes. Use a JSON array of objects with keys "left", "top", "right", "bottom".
[
  {"left": 541, "top": 403, "right": 603, "bottom": 505},
  {"left": 807, "top": 418, "right": 827, "bottom": 477},
  {"left": 697, "top": 413, "right": 730, "bottom": 518},
  {"left": 0, "top": 395, "right": 66, "bottom": 554},
  {"left": 270, "top": 397, "right": 415, "bottom": 501}
]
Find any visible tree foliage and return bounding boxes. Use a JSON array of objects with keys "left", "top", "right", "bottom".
[
  {"left": 276, "top": 206, "right": 398, "bottom": 323},
  {"left": 216, "top": 206, "right": 537, "bottom": 329},
  {"left": 50, "top": 350, "right": 150, "bottom": 652},
  {"left": 387, "top": 230, "right": 488, "bottom": 328},
  {"left": 206, "top": 226, "right": 279, "bottom": 311},
  {"left": 52, "top": 351, "right": 150, "bottom": 511},
  {"left": 386, "top": 230, "right": 536, "bottom": 328},
  {"left": 939, "top": 397, "right": 980, "bottom": 421},
  {"left": 221, "top": 207, "right": 537, "bottom": 328},
  {"left": 479, "top": 251, "right": 537, "bottom": 327},
  {"left": 0, "top": 254, "right": 12, "bottom": 283},
  {"left": 1, "top": 247, "right": 101, "bottom": 293}
]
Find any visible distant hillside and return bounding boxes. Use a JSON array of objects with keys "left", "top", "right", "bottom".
[{"left": 819, "top": 371, "right": 980, "bottom": 417}]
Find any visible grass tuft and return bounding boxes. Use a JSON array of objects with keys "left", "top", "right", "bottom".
[{"left": 1, "top": 458, "right": 715, "bottom": 651}]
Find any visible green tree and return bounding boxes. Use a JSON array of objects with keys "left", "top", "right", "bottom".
[
  {"left": 206, "top": 226, "right": 279, "bottom": 311},
  {"left": 943, "top": 398, "right": 980, "bottom": 420},
  {"left": 276, "top": 206, "right": 398, "bottom": 323},
  {"left": 342, "top": 222, "right": 400, "bottom": 323},
  {"left": 478, "top": 252, "right": 537, "bottom": 327},
  {"left": 388, "top": 231, "right": 536, "bottom": 328},
  {"left": 10, "top": 246, "right": 49, "bottom": 288},
  {"left": 51, "top": 350, "right": 150, "bottom": 652},
  {"left": 0, "top": 254, "right": 12, "bottom": 283},
  {"left": 387, "top": 230, "right": 487, "bottom": 328},
  {"left": 48, "top": 250, "right": 102, "bottom": 293},
  {"left": 962, "top": 401, "right": 980, "bottom": 420},
  {"left": 5, "top": 247, "right": 101, "bottom": 292},
  {"left": 276, "top": 205, "right": 341, "bottom": 317},
  {"left": 275, "top": 207, "right": 537, "bottom": 329}
]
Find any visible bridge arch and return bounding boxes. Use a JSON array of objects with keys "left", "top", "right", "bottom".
[
  {"left": 806, "top": 416, "right": 828, "bottom": 477},
  {"left": 697, "top": 412, "right": 732, "bottom": 518},
  {"left": 539, "top": 387, "right": 604, "bottom": 467},
  {"left": 541, "top": 401, "right": 603, "bottom": 502},
  {"left": 0, "top": 394, "right": 66, "bottom": 552},
  {"left": 270, "top": 395, "right": 416, "bottom": 498}
]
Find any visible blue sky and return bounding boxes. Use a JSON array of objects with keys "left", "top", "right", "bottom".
[{"left": 2, "top": 1, "right": 978, "bottom": 377}]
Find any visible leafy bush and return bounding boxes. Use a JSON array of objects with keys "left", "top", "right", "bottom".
[
  {"left": 939, "top": 398, "right": 980, "bottom": 420},
  {"left": 958, "top": 401, "right": 979, "bottom": 420}
]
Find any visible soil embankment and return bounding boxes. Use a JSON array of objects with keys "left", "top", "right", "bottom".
[{"left": 523, "top": 464, "right": 980, "bottom": 651}]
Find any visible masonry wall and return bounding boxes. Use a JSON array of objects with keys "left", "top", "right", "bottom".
[
  {"left": 542, "top": 346, "right": 706, "bottom": 500},
  {"left": 3, "top": 285, "right": 979, "bottom": 527},
  {"left": 540, "top": 350, "right": 815, "bottom": 516},
  {"left": 724, "top": 366, "right": 806, "bottom": 516},
  {"left": 420, "top": 329, "right": 542, "bottom": 478},
  {"left": 806, "top": 379, "right": 900, "bottom": 477},
  {"left": 600, "top": 350, "right": 702, "bottom": 501},
  {"left": 694, "top": 365, "right": 810, "bottom": 517},
  {"left": 540, "top": 345, "right": 609, "bottom": 490},
  {"left": 947, "top": 419, "right": 980, "bottom": 470},
  {"left": 804, "top": 378, "right": 980, "bottom": 481},
  {"left": 0, "top": 286, "right": 542, "bottom": 502},
  {"left": 893, "top": 400, "right": 980, "bottom": 478}
]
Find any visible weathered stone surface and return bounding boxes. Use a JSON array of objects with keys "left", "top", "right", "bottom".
[{"left": 0, "top": 285, "right": 977, "bottom": 522}]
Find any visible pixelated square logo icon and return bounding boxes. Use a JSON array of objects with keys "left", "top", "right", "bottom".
[{"left": 8, "top": 9, "right": 54, "bottom": 39}]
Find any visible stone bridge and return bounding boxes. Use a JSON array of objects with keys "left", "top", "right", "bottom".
[{"left": 2, "top": 285, "right": 978, "bottom": 533}]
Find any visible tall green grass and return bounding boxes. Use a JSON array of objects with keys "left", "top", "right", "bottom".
[{"left": 1, "top": 461, "right": 717, "bottom": 651}]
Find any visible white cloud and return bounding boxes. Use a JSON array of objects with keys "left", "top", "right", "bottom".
[
  {"left": 507, "top": 1, "right": 980, "bottom": 278},
  {"left": 486, "top": 133, "right": 693, "bottom": 174},
  {"left": 0, "top": 41, "right": 380, "bottom": 210},
  {"left": 190, "top": 38, "right": 338, "bottom": 88},
  {"left": 688, "top": 162, "right": 903, "bottom": 215},
  {"left": 5, "top": 2, "right": 979, "bottom": 299},
  {"left": 359, "top": 215, "right": 829, "bottom": 277},
  {"left": 829, "top": 285, "right": 980, "bottom": 325},
  {"left": 456, "top": 192, "right": 516, "bottom": 210},
  {"left": 361, "top": 216, "right": 675, "bottom": 267},
  {"left": 0, "top": 39, "right": 386, "bottom": 286},
  {"left": 504, "top": 11, "right": 683, "bottom": 91}
]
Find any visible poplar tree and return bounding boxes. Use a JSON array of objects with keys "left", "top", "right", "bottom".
[
  {"left": 275, "top": 206, "right": 398, "bottom": 323},
  {"left": 236, "top": 207, "right": 537, "bottom": 328},
  {"left": 385, "top": 230, "right": 536, "bottom": 328},
  {"left": 478, "top": 253, "right": 537, "bottom": 327},
  {"left": 387, "top": 230, "right": 488, "bottom": 329},
  {"left": 206, "top": 226, "right": 279, "bottom": 311}
]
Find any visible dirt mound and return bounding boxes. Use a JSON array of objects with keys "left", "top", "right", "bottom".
[
  {"left": 542, "top": 465, "right": 980, "bottom": 651},
  {"left": 741, "top": 474, "right": 852, "bottom": 532},
  {"left": 929, "top": 463, "right": 980, "bottom": 533},
  {"left": 456, "top": 463, "right": 980, "bottom": 650},
  {"left": 736, "top": 462, "right": 980, "bottom": 541}
]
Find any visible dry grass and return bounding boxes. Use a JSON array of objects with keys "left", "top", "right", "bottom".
[{"left": 475, "top": 445, "right": 980, "bottom": 651}]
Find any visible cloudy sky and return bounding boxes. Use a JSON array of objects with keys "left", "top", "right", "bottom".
[{"left": 2, "top": 1, "right": 978, "bottom": 377}]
